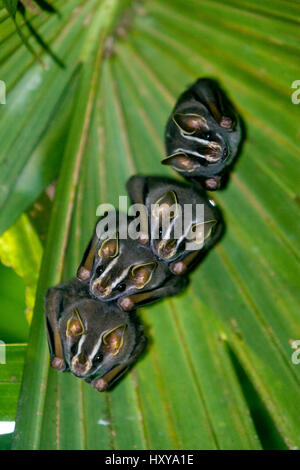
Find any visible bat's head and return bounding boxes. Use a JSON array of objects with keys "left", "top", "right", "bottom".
[
  {"left": 136, "top": 178, "right": 223, "bottom": 267},
  {"left": 163, "top": 78, "right": 242, "bottom": 190},
  {"left": 59, "top": 299, "right": 137, "bottom": 380},
  {"left": 77, "top": 212, "right": 170, "bottom": 303},
  {"left": 90, "top": 234, "right": 167, "bottom": 302}
]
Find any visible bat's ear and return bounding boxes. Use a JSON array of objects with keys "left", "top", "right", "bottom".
[
  {"left": 77, "top": 235, "right": 98, "bottom": 281},
  {"left": 131, "top": 262, "right": 157, "bottom": 289},
  {"left": 172, "top": 113, "right": 207, "bottom": 135},
  {"left": 188, "top": 219, "right": 218, "bottom": 246},
  {"left": 102, "top": 324, "right": 127, "bottom": 355},
  {"left": 152, "top": 190, "right": 178, "bottom": 224},
  {"left": 98, "top": 233, "right": 119, "bottom": 259},
  {"left": 66, "top": 308, "right": 85, "bottom": 338},
  {"left": 161, "top": 153, "right": 199, "bottom": 173}
]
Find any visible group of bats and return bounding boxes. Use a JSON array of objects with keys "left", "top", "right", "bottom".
[{"left": 45, "top": 78, "right": 242, "bottom": 392}]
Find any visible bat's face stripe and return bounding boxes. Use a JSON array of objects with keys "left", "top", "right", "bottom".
[
  {"left": 75, "top": 334, "right": 87, "bottom": 356},
  {"left": 92, "top": 253, "right": 132, "bottom": 298},
  {"left": 99, "top": 254, "right": 120, "bottom": 276},
  {"left": 181, "top": 134, "right": 213, "bottom": 145},
  {"left": 89, "top": 333, "right": 104, "bottom": 362},
  {"left": 109, "top": 265, "right": 131, "bottom": 291},
  {"left": 69, "top": 332, "right": 104, "bottom": 377}
]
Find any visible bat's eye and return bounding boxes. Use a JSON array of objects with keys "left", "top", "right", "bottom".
[
  {"left": 159, "top": 227, "right": 163, "bottom": 237},
  {"left": 96, "top": 266, "right": 104, "bottom": 276},
  {"left": 116, "top": 283, "right": 126, "bottom": 292},
  {"left": 94, "top": 352, "right": 103, "bottom": 363},
  {"left": 205, "top": 131, "right": 213, "bottom": 141}
]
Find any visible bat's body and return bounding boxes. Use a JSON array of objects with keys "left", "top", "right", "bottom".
[
  {"left": 163, "top": 78, "right": 242, "bottom": 190},
  {"left": 45, "top": 278, "right": 146, "bottom": 391},
  {"left": 77, "top": 213, "right": 187, "bottom": 310},
  {"left": 127, "top": 175, "right": 224, "bottom": 274}
]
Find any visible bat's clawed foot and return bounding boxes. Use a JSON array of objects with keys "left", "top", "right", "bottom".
[{"left": 51, "top": 356, "right": 66, "bottom": 371}]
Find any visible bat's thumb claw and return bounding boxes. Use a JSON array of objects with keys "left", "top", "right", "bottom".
[{"left": 51, "top": 357, "right": 66, "bottom": 371}]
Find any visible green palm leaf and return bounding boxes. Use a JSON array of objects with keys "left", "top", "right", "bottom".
[{"left": 0, "top": 0, "right": 299, "bottom": 450}]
